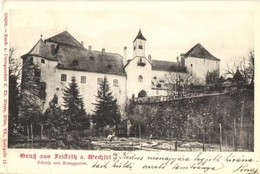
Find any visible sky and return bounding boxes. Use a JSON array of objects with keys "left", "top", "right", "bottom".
[{"left": 9, "top": 2, "right": 255, "bottom": 75}]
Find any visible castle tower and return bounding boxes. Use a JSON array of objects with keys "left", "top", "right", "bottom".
[{"left": 133, "top": 29, "right": 146, "bottom": 57}]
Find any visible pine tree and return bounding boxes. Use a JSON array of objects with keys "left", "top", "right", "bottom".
[
  {"left": 93, "top": 76, "right": 121, "bottom": 129},
  {"left": 62, "top": 76, "right": 89, "bottom": 130},
  {"left": 44, "top": 94, "right": 63, "bottom": 131}
]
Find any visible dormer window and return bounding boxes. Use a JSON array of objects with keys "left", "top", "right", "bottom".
[
  {"left": 72, "top": 59, "right": 79, "bottom": 66},
  {"left": 107, "top": 64, "right": 112, "bottom": 69}
]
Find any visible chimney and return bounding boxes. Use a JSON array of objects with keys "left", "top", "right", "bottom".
[
  {"left": 180, "top": 53, "right": 185, "bottom": 67},
  {"left": 123, "top": 46, "right": 127, "bottom": 65},
  {"left": 81, "top": 41, "right": 84, "bottom": 46},
  {"left": 51, "top": 44, "right": 55, "bottom": 55},
  {"left": 102, "top": 48, "right": 105, "bottom": 53},
  {"left": 148, "top": 54, "right": 152, "bottom": 62},
  {"left": 88, "top": 45, "right": 92, "bottom": 51}
]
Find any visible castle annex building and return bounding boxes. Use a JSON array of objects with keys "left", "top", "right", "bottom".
[{"left": 21, "top": 30, "right": 220, "bottom": 114}]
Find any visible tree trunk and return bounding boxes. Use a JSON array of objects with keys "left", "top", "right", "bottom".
[
  {"left": 219, "top": 123, "right": 222, "bottom": 152},
  {"left": 203, "top": 127, "right": 205, "bottom": 151},
  {"left": 174, "top": 139, "right": 178, "bottom": 151}
]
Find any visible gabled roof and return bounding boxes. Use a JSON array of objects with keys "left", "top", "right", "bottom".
[
  {"left": 152, "top": 60, "right": 186, "bottom": 73},
  {"left": 45, "top": 31, "right": 84, "bottom": 48},
  {"left": 22, "top": 31, "right": 126, "bottom": 76},
  {"left": 184, "top": 43, "right": 220, "bottom": 61},
  {"left": 56, "top": 45, "right": 126, "bottom": 76},
  {"left": 133, "top": 29, "right": 147, "bottom": 42},
  {"left": 21, "top": 39, "right": 57, "bottom": 61}
]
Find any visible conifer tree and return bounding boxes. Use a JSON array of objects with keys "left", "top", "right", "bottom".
[
  {"left": 93, "top": 76, "right": 121, "bottom": 129},
  {"left": 44, "top": 94, "right": 63, "bottom": 131},
  {"left": 62, "top": 76, "right": 89, "bottom": 130}
]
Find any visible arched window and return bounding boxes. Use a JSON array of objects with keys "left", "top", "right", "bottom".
[{"left": 138, "top": 75, "right": 143, "bottom": 82}]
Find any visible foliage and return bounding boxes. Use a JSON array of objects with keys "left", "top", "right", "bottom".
[
  {"left": 8, "top": 122, "right": 25, "bottom": 140},
  {"left": 93, "top": 76, "right": 121, "bottom": 130},
  {"left": 127, "top": 88, "right": 254, "bottom": 150},
  {"left": 150, "top": 103, "right": 187, "bottom": 140},
  {"left": 206, "top": 70, "right": 219, "bottom": 85},
  {"left": 43, "top": 94, "right": 63, "bottom": 135},
  {"left": 225, "top": 50, "right": 254, "bottom": 85},
  {"left": 62, "top": 76, "right": 89, "bottom": 131},
  {"left": 18, "top": 53, "right": 47, "bottom": 126},
  {"left": 9, "top": 49, "right": 22, "bottom": 138}
]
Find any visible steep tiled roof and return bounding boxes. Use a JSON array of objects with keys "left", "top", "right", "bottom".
[
  {"left": 56, "top": 45, "right": 126, "bottom": 76},
  {"left": 22, "top": 32, "right": 126, "bottom": 76},
  {"left": 45, "top": 31, "right": 84, "bottom": 48},
  {"left": 21, "top": 39, "right": 57, "bottom": 61},
  {"left": 184, "top": 43, "right": 220, "bottom": 61},
  {"left": 152, "top": 60, "right": 186, "bottom": 72},
  {"left": 133, "top": 29, "right": 146, "bottom": 42}
]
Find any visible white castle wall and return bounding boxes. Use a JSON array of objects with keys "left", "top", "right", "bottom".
[
  {"left": 125, "top": 57, "right": 152, "bottom": 98},
  {"left": 30, "top": 56, "right": 127, "bottom": 116},
  {"left": 185, "top": 57, "right": 220, "bottom": 84}
]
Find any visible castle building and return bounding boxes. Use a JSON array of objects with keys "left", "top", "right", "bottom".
[{"left": 21, "top": 30, "right": 220, "bottom": 115}]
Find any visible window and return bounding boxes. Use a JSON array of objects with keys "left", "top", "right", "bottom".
[
  {"left": 41, "top": 59, "right": 45, "bottom": 64},
  {"left": 191, "top": 64, "right": 193, "bottom": 67},
  {"left": 61, "top": 74, "right": 67, "bottom": 82},
  {"left": 81, "top": 76, "right": 86, "bottom": 84},
  {"left": 34, "top": 69, "right": 41, "bottom": 78},
  {"left": 134, "top": 46, "right": 136, "bottom": 50},
  {"left": 113, "top": 79, "right": 118, "bottom": 87},
  {"left": 138, "top": 45, "right": 143, "bottom": 49},
  {"left": 138, "top": 75, "right": 143, "bottom": 82},
  {"left": 156, "top": 90, "right": 159, "bottom": 95},
  {"left": 29, "top": 57, "right": 33, "bottom": 65},
  {"left": 97, "top": 78, "right": 103, "bottom": 85}
]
